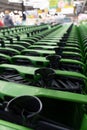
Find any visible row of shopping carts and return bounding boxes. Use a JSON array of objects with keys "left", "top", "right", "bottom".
[{"left": 0, "top": 23, "right": 86, "bottom": 130}]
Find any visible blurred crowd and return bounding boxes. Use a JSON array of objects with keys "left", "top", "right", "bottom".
[
  {"left": 0, "top": 9, "right": 67, "bottom": 27},
  {"left": 0, "top": 10, "right": 26, "bottom": 27}
]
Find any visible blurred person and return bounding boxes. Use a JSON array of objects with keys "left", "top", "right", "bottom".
[
  {"left": 22, "top": 13, "right": 26, "bottom": 25},
  {"left": 0, "top": 18, "right": 4, "bottom": 27},
  {"left": 4, "top": 10, "right": 14, "bottom": 27},
  {"left": 14, "top": 13, "right": 22, "bottom": 25}
]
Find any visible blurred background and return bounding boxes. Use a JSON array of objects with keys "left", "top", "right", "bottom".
[{"left": 0, "top": 0, "right": 87, "bottom": 26}]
